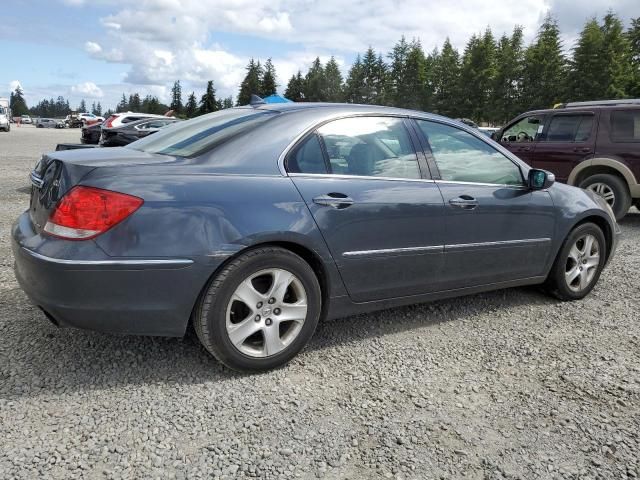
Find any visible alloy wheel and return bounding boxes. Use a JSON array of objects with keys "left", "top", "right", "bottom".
[
  {"left": 586, "top": 182, "right": 615, "bottom": 207},
  {"left": 225, "top": 268, "right": 308, "bottom": 358},
  {"left": 565, "top": 234, "right": 600, "bottom": 292}
]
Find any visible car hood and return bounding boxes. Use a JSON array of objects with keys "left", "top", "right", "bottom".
[{"left": 46, "top": 146, "right": 178, "bottom": 168}]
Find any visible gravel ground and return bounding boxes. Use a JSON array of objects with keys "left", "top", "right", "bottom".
[{"left": 1, "top": 126, "right": 639, "bottom": 480}]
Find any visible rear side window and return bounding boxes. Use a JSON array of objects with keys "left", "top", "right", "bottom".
[
  {"left": 541, "top": 114, "right": 594, "bottom": 142},
  {"left": 611, "top": 110, "right": 640, "bottom": 142},
  {"left": 287, "top": 134, "right": 327, "bottom": 174},
  {"left": 317, "top": 117, "right": 420, "bottom": 179}
]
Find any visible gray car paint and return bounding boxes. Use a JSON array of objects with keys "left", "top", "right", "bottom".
[{"left": 12, "top": 103, "right": 620, "bottom": 337}]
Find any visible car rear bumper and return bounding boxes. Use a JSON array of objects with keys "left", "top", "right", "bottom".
[{"left": 12, "top": 212, "right": 214, "bottom": 337}]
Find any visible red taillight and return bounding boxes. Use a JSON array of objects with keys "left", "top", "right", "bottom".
[
  {"left": 44, "top": 186, "right": 143, "bottom": 240},
  {"left": 104, "top": 114, "right": 119, "bottom": 128}
]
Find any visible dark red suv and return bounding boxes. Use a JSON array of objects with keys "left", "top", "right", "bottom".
[{"left": 494, "top": 99, "right": 640, "bottom": 219}]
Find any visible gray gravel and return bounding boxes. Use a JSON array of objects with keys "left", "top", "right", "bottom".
[{"left": 1, "top": 126, "right": 639, "bottom": 480}]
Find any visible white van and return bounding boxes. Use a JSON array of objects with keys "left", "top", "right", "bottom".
[{"left": 0, "top": 98, "right": 10, "bottom": 132}]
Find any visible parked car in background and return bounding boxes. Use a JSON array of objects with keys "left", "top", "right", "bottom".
[
  {"left": 456, "top": 118, "right": 479, "bottom": 128},
  {"left": 78, "top": 112, "right": 104, "bottom": 125},
  {"left": 81, "top": 122, "right": 102, "bottom": 144},
  {"left": 36, "top": 118, "right": 65, "bottom": 129},
  {"left": 65, "top": 112, "right": 84, "bottom": 128},
  {"left": 103, "top": 112, "right": 170, "bottom": 129},
  {"left": 493, "top": 99, "right": 640, "bottom": 219},
  {"left": 0, "top": 101, "right": 10, "bottom": 132},
  {"left": 20, "top": 115, "right": 32, "bottom": 124},
  {"left": 13, "top": 102, "right": 619, "bottom": 371},
  {"left": 100, "top": 117, "right": 180, "bottom": 147},
  {"left": 478, "top": 126, "right": 499, "bottom": 137}
]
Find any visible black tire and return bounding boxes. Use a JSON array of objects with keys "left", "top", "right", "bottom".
[
  {"left": 544, "top": 222, "right": 606, "bottom": 301},
  {"left": 194, "top": 246, "right": 322, "bottom": 371},
  {"left": 579, "top": 173, "right": 631, "bottom": 221}
]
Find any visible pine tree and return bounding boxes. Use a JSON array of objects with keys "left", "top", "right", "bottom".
[
  {"left": 521, "top": 14, "right": 567, "bottom": 110},
  {"left": 223, "top": 96, "right": 234, "bottom": 109},
  {"left": 491, "top": 27, "right": 524, "bottom": 123},
  {"left": 323, "top": 56, "right": 343, "bottom": 102},
  {"left": 567, "top": 18, "right": 607, "bottom": 101},
  {"left": 78, "top": 99, "right": 87, "bottom": 113},
  {"left": 304, "top": 57, "right": 325, "bottom": 102},
  {"left": 117, "top": 93, "right": 128, "bottom": 112},
  {"left": 261, "top": 58, "right": 277, "bottom": 97},
  {"left": 95, "top": 102, "right": 102, "bottom": 116},
  {"left": 128, "top": 93, "right": 141, "bottom": 112},
  {"left": 237, "top": 59, "right": 264, "bottom": 105},
  {"left": 388, "top": 36, "right": 411, "bottom": 107},
  {"left": 170, "top": 80, "right": 183, "bottom": 114},
  {"left": 199, "top": 80, "right": 217, "bottom": 114},
  {"left": 629, "top": 17, "right": 640, "bottom": 96},
  {"left": 601, "top": 12, "right": 633, "bottom": 99},
  {"left": 10, "top": 86, "right": 29, "bottom": 116},
  {"left": 284, "top": 71, "right": 305, "bottom": 102},
  {"left": 185, "top": 92, "right": 197, "bottom": 117},
  {"left": 344, "top": 55, "right": 365, "bottom": 103},
  {"left": 403, "top": 40, "right": 428, "bottom": 110},
  {"left": 359, "top": 47, "right": 387, "bottom": 104},
  {"left": 457, "top": 28, "right": 496, "bottom": 122},
  {"left": 432, "top": 38, "right": 461, "bottom": 117}
]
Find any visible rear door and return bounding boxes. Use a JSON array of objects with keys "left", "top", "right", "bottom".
[
  {"left": 287, "top": 115, "right": 447, "bottom": 302},
  {"left": 532, "top": 111, "right": 597, "bottom": 182},
  {"left": 498, "top": 113, "right": 548, "bottom": 165},
  {"left": 415, "top": 119, "right": 556, "bottom": 289}
]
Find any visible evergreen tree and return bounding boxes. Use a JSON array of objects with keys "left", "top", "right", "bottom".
[
  {"left": 432, "top": 38, "right": 461, "bottom": 117},
  {"left": 199, "top": 80, "right": 217, "bottom": 114},
  {"left": 403, "top": 40, "right": 428, "bottom": 110},
  {"left": 95, "top": 102, "right": 102, "bottom": 116},
  {"left": 344, "top": 54, "right": 365, "bottom": 103},
  {"left": 185, "top": 92, "right": 197, "bottom": 117},
  {"left": 457, "top": 28, "right": 496, "bottom": 122},
  {"left": 237, "top": 59, "right": 263, "bottom": 105},
  {"left": 567, "top": 18, "right": 607, "bottom": 101},
  {"left": 91, "top": 102, "right": 97, "bottom": 115},
  {"left": 10, "top": 87, "right": 30, "bottom": 116},
  {"left": 170, "top": 80, "right": 183, "bottom": 114},
  {"left": 284, "top": 71, "right": 306, "bottom": 102},
  {"left": 223, "top": 96, "right": 234, "bottom": 109},
  {"left": 601, "top": 12, "right": 633, "bottom": 99},
  {"left": 521, "top": 14, "right": 567, "bottom": 110},
  {"left": 117, "top": 93, "right": 128, "bottom": 112},
  {"left": 261, "top": 58, "right": 277, "bottom": 97},
  {"left": 360, "top": 47, "right": 387, "bottom": 104},
  {"left": 128, "top": 93, "right": 141, "bottom": 112},
  {"left": 304, "top": 57, "right": 326, "bottom": 102},
  {"left": 78, "top": 99, "right": 87, "bottom": 113},
  {"left": 388, "top": 36, "right": 412, "bottom": 107},
  {"left": 629, "top": 17, "right": 640, "bottom": 96},
  {"left": 491, "top": 27, "right": 524, "bottom": 123},
  {"left": 323, "top": 56, "right": 344, "bottom": 102}
]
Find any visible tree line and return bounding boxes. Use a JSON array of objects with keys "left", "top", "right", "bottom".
[{"left": 8, "top": 12, "right": 640, "bottom": 124}]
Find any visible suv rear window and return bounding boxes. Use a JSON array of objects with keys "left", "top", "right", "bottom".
[
  {"left": 127, "top": 109, "right": 277, "bottom": 157},
  {"left": 611, "top": 110, "right": 640, "bottom": 142},
  {"left": 542, "top": 114, "right": 593, "bottom": 142}
]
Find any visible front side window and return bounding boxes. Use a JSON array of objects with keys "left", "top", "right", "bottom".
[
  {"left": 541, "top": 114, "right": 594, "bottom": 142},
  {"left": 315, "top": 117, "right": 420, "bottom": 179},
  {"left": 611, "top": 110, "right": 640, "bottom": 142},
  {"left": 417, "top": 120, "right": 524, "bottom": 186},
  {"left": 501, "top": 115, "right": 545, "bottom": 143}
]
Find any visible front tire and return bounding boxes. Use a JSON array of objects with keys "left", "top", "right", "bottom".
[
  {"left": 544, "top": 222, "right": 606, "bottom": 301},
  {"left": 194, "top": 247, "right": 322, "bottom": 371},
  {"left": 579, "top": 173, "right": 631, "bottom": 220}
]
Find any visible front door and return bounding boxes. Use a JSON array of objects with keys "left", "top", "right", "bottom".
[
  {"left": 415, "top": 119, "right": 556, "bottom": 289},
  {"left": 286, "top": 116, "right": 446, "bottom": 302},
  {"left": 530, "top": 111, "right": 597, "bottom": 183},
  {"left": 498, "top": 113, "right": 547, "bottom": 165}
]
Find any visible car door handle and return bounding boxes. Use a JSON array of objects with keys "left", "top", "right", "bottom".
[
  {"left": 573, "top": 147, "right": 592, "bottom": 153},
  {"left": 449, "top": 196, "right": 478, "bottom": 210},
  {"left": 313, "top": 193, "right": 354, "bottom": 209},
  {"left": 517, "top": 146, "right": 532, "bottom": 152}
]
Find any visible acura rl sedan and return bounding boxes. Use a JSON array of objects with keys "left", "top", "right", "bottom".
[{"left": 13, "top": 103, "right": 620, "bottom": 371}]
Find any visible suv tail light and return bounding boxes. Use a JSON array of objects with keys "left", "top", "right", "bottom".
[
  {"left": 44, "top": 186, "right": 143, "bottom": 240},
  {"left": 104, "top": 114, "right": 119, "bottom": 128}
]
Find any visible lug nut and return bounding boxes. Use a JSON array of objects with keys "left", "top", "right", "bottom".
[
  {"left": 274, "top": 308, "right": 281, "bottom": 315},
  {"left": 268, "top": 298, "right": 276, "bottom": 304},
  {"left": 265, "top": 318, "right": 273, "bottom": 326},
  {"left": 254, "top": 315, "right": 261, "bottom": 322},
  {"left": 256, "top": 302, "right": 263, "bottom": 308}
]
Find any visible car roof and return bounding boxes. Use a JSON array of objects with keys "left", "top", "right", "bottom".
[{"left": 520, "top": 104, "right": 640, "bottom": 116}]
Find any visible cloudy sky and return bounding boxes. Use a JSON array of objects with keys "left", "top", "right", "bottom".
[{"left": 2, "top": 0, "right": 637, "bottom": 110}]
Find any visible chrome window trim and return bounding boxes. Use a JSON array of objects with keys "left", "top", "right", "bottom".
[
  {"left": 288, "top": 172, "right": 435, "bottom": 183},
  {"left": 435, "top": 179, "right": 528, "bottom": 189},
  {"left": 21, "top": 247, "right": 193, "bottom": 267},
  {"left": 343, "top": 245, "right": 443, "bottom": 257},
  {"left": 445, "top": 238, "right": 551, "bottom": 250}
]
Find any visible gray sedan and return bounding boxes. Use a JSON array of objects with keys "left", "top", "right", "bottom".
[{"left": 12, "top": 103, "right": 620, "bottom": 371}]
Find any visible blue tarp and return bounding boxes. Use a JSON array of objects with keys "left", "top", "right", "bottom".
[{"left": 263, "top": 94, "right": 293, "bottom": 104}]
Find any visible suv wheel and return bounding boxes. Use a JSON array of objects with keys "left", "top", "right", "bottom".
[
  {"left": 194, "top": 246, "right": 322, "bottom": 371},
  {"left": 545, "top": 222, "right": 606, "bottom": 301},
  {"left": 579, "top": 174, "right": 631, "bottom": 220}
]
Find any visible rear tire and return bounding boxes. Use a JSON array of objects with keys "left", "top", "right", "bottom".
[
  {"left": 544, "top": 222, "right": 606, "bottom": 301},
  {"left": 194, "top": 247, "right": 322, "bottom": 371},
  {"left": 579, "top": 173, "right": 631, "bottom": 220}
]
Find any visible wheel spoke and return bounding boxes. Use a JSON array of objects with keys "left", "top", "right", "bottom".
[
  {"left": 585, "top": 254, "right": 600, "bottom": 268},
  {"left": 263, "top": 325, "right": 285, "bottom": 356},
  {"left": 233, "top": 279, "right": 264, "bottom": 307},
  {"left": 278, "top": 303, "right": 307, "bottom": 322},
  {"left": 584, "top": 235, "right": 595, "bottom": 256},
  {"left": 568, "top": 244, "right": 581, "bottom": 262},
  {"left": 565, "top": 266, "right": 580, "bottom": 284},
  {"left": 228, "top": 319, "right": 261, "bottom": 348},
  {"left": 579, "top": 269, "right": 590, "bottom": 290},
  {"left": 602, "top": 190, "right": 615, "bottom": 202},
  {"left": 268, "top": 269, "right": 294, "bottom": 303}
]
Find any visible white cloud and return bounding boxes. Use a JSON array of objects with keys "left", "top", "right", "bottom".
[
  {"left": 71, "top": 82, "right": 104, "bottom": 98},
  {"left": 9, "top": 80, "right": 23, "bottom": 92},
  {"left": 84, "top": 41, "right": 102, "bottom": 54}
]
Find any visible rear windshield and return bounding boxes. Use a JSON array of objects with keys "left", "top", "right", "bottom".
[{"left": 126, "top": 108, "right": 277, "bottom": 157}]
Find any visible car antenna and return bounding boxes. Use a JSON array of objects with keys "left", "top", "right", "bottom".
[{"left": 249, "top": 94, "right": 266, "bottom": 107}]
